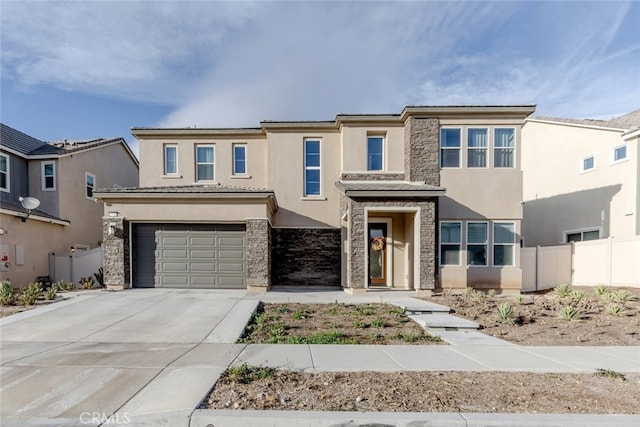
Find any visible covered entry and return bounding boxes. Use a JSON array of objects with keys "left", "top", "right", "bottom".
[{"left": 132, "top": 223, "right": 246, "bottom": 289}]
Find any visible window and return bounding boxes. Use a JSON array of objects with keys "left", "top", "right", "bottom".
[
  {"left": 493, "top": 222, "right": 515, "bottom": 266},
  {"left": 0, "top": 153, "right": 9, "bottom": 192},
  {"left": 440, "top": 128, "right": 461, "bottom": 168},
  {"left": 467, "top": 222, "right": 488, "bottom": 266},
  {"left": 494, "top": 128, "right": 515, "bottom": 168},
  {"left": 367, "top": 136, "right": 384, "bottom": 171},
  {"left": 612, "top": 144, "right": 627, "bottom": 164},
  {"left": 196, "top": 145, "right": 215, "bottom": 181},
  {"left": 304, "top": 139, "right": 321, "bottom": 196},
  {"left": 85, "top": 173, "right": 95, "bottom": 199},
  {"left": 233, "top": 144, "right": 247, "bottom": 175},
  {"left": 164, "top": 145, "right": 178, "bottom": 175},
  {"left": 467, "top": 128, "right": 488, "bottom": 168},
  {"left": 565, "top": 228, "right": 600, "bottom": 243},
  {"left": 41, "top": 161, "right": 56, "bottom": 191},
  {"left": 581, "top": 155, "right": 595, "bottom": 172},
  {"left": 440, "top": 222, "right": 461, "bottom": 265}
]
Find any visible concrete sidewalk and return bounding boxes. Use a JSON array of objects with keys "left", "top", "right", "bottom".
[{"left": 1, "top": 287, "right": 639, "bottom": 427}]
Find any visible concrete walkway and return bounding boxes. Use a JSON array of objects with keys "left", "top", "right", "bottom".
[{"left": 1, "top": 287, "right": 639, "bottom": 427}]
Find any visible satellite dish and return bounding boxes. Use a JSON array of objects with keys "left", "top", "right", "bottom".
[{"left": 19, "top": 196, "right": 41, "bottom": 210}]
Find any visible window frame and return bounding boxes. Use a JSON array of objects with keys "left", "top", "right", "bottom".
[
  {"left": 233, "top": 144, "right": 248, "bottom": 176},
  {"left": 580, "top": 154, "right": 596, "bottom": 173},
  {"left": 467, "top": 221, "right": 488, "bottom": 267},
  {"left": 41, "top": 160, "right": 56, "bottom": 191},
  {"left": 440, "top": 221, "right": 462, "bottom": 266},
  {"left": 492, "top": 222, "right": 516, "bottom": 267},
  {"left": 611, "top": 144, "right": 628, "bottom": 165},
  {"left": 467, "top": 128, "right": 489, "bottom": 168},
  {"left": 563, "top": 227, "right": 601, "bottom": 243},
  {"left": 304, "top": 138, "right": 321, "bottom": 197},
  {"left": 440, "top": 128, "right": 461, "bottom": 168},
  {"left": 85, "top": 172, "right": 96, "bottom": 200},
  {"left": 366, "top": 135, "right": 384, "bottom": 171},
  {"left": 0, "top": 153, "right": 10, "bottom": 192},
  {"left": 195, "top": 145, "right": 215, "bottom": 182},
  {"left": 494, "top": 127, "right": 516, "bottom": 168},
  {"left": 163, "top": 145, "right": 178, "bottom": 176}
]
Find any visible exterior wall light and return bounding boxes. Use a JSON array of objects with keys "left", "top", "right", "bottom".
[{"left": 108, "top": 221, "right": 117, "bottom": 236}]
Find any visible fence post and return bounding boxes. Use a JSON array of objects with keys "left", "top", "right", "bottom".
[{"left": 535, "top": 245, "right": 540, "bottom": 291}]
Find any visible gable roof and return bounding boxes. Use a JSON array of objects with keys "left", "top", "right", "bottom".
[
  {"left": 530, "top": 108, "right": 640, "bottom": 131},
  {"left": 0, "top": 123, "right": 48, "bottom": 154}
]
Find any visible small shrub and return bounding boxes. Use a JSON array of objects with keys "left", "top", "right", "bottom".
[
  {"left": 487, "top": 289, "right": 497, "bottom": 298},
  {"left": 20, "top": 282, "right": 42, "bottom": 306},
  {"left": 292, "top": 309, "right": 310, "bottom": 320},
  {"left": 227, "top": 363, "right": 275, "bottom": 384},
  {"left": 93, "top": 267, "right": 104, "bottom": 287},
  {"left": 594, "top": 368, "right": 625, "bottom": 381},
  {"left": 352, "top": 320, "right": 367, "bottom": 329},
  {"left": 268, "top": 323, "right": 286, "bottom": 338},
  {"left": 0, "top": 281, "right": 16, "bottom": 306},
  {"left": 601, "top": 292, "right": 617, "bottom": 303},
  {"left": 495, "top": 302, "right": 515, "bottom": 325},
  {"left": 43, "top": 284, "right": 58, "bottom": 301},
  {"left": 80, "top": 277, "right": 95, "bottom": 290},
  {"left": 368, "top": 332, "right": 383, "bottom": 341},
  {"left": 275, "top": 305, "right": 290, "bottom": 314},
  {"left": 354, "top": 305, "right": 375, "bottom": 316},
  {"left": 570, "top": 289, "right": 586, "bottom": 302},
  {"left": 605, "top": 303, "right": 624, "bottom": 316},
  {"left": 470, "top": 290, "right": 486, "bottom": 302},
  {"left": 614, "top": 290, "right": 635, "bottom": 304},
  {"left": 557, "top": 305, "right": 580, "bottom": 321},
  {"left": 371, "top": 317, "right": 386, "bottom": 328},
  {"left": 554, "top": 283, "right": 573, "bottom": 298},
  {"left": 327, "top": 304, "right": 339, "bottom": 316},
  {"left": 595, "top": 284, "right": 610, "bottom": 296},
  {"left": 462, "top": 287, "right": 475, "bottom": 298},
  {"left": 514, "top": 295, "right": 526, "bottom": 305}
]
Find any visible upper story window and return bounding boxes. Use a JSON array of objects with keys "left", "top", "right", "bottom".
[
  {"left": 41, "top": 161, "right": 56, "bottom": 191},
  {"left": 581, "top": 154, "right": 595, "bottom": 173},
  {"left": 196, "top": 145, "right": 215, "bottom": 181},
  {"left": 233, "top": 144, "right": 247, "bottom": 175},
  {"left": 164, "top": 145, "right": 178, "bottom": 175},
  {"left": 612, "top": 144, "right": 627, "bottom": 164},
  {"left": 440, "top": 128, "right": 461, "bottom": 168},
  {"left": 493, "top": 222, "right": 515, "bottom": 267},
  {"left": 467, "top": 128, "right": 488, "bottom": 168},
  {"left": 367, "top": 136, "right": 384, "bottom": 171},
  {"left": 85, "top": 172, "right": 95, "bottom": 199},
  {"left": 0, "top": 153, "right": 9, "bottom": 192},
  {"left": 494, "top": 128, "right": 515, "bottom": 168},
  {"left": 565, "top": 228, "right": 600, "bottom": 243},
  {"left": 304, "top": 139, "right": 321, "bottom": 196},
  {"left": 467, "top": 222, "right": 488, "bottom": 266},
  {"left": 440, "top": 221, "right": 461, "bottom": 266}
]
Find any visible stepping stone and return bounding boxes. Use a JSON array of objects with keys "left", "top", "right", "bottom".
[
  {"left": 389, "top": 299, "right": 451, "bottom": 314},
  {"left": 410, "top": 313, "right": 480, "bottom": 331}
]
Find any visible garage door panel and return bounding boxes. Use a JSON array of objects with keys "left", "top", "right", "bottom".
[
  {"left": 162, "top": 236, "right": 189, "bottom": 245},
  {"left": 219, "top": 262, "right": 244, "bottom": 273},
  {"left": 163, "top": 249, "right": 188, "bottom": 259},
  {"left": 190, "top": 276, "right": 217, "bottom": 286},
  {"left": 163, "top": 262, "right": 189, "bottom": 272},
  {"left": 218, "top": 276, "right": 245, "bottom": 287},
  {"left": 219, "top": 250, "right": 244, "bottom": 260},
  {"left": 191, "top": 263, "right": 217, "bottom": 272},
  {"left": 190, "top": 249, "right": 216, "bottom": 259},
  {"left": 190, "top": 236, "right": 216, "bottom": 246},
  {"left": 218, "top": 236, "right": 245, "bottom": 247},
  {"left": 161, "top": 275, "right": 189, "bottom": 286}
]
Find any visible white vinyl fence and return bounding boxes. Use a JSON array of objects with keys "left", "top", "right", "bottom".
[
  {"left": 50, "top": 247, "right": 103, "bottom": 284},
  {"left": 522, "top": 236, "right": 640, "bottom": 292}
]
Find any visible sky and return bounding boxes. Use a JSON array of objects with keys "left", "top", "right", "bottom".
[{"left": 1, "top": 0, "right": 639, "bottom": 157}]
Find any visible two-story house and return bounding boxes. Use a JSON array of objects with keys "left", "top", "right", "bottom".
[
  {"left": 0, "top": 124, "right": 139, "bottom": 286},
  {"left": 522, "top": 109, "right": 640, "bottom": 246},
  {"left": 95, "top": 105, "right": 535, "bottom": 294}
]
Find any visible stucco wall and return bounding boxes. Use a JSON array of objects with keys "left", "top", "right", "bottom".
[{"left": 341, "top": 125, "right": 405, "bottom": 173}]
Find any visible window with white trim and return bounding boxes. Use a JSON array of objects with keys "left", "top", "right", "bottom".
[
  {"left": 565, "top": 228, "right": 600, "bottom": 243},
  {"left": 440, "top": 222, "right": 461, "bottom": 265},
  {"left": 304, "top": 139, "right": 321, "bottom": 196},
  {"left": 164, "top": 145, "right": 178, "bottom": 175},
  {"left": 85, "top": 172, "right": 95, "bottom": 199},
  {"left": 440, "top": 128, "right": 461, "bottom": 168},
  {"left": 581, "top": 154, "right": 595, "bottom": 172},
  {"left": 612, "top": 144, "right": 627, "bottom": 164},
  {"left": 467, "top": 128, "right": 488, "bottom": 168},
  {"left": 367, "top": 136, "right": 384, "bottom": 171},
  {"left": 0, "top": 153, "right": 9, "bottom": 192},
  {"left": 493, "top": 222, "right": 515, "bottom": 266},
  {"left": 233, "top": 144, "right": 247, "bottom": 175},
  {"left": 195, "top": 145, "right": 215, "bottom": 181},
  {"left": 42, "top": 161, "right": 56, "bottom": 191},
  {"left": 494, "top": 128, "right": 515, "bottom": 168},
  {"left": 467, "top": 222, "right": 488, "bottom": 266}
]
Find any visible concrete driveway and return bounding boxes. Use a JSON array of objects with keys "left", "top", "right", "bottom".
[{"left": 0, "top": 289, "right": 251, "bottom": 426}]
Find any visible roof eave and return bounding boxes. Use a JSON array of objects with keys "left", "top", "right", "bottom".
[{"left": 343, "top": 190, "right": 446, "bottom": 198}]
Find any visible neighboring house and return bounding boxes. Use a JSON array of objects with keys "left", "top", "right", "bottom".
[
  {"left": 521, "top": 109, "right": 640, "bottom": 247},
  {"left": 0, "top": 124, "right": 139, "bottom": 286},
  {"left": 95, "top": 105, "right": 535, "bottom": 294}
]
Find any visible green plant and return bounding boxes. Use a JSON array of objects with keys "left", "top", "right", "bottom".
[
  {"left": 595, "top": 284, "right": 610, "bottom": 296},
  {"left": 487, "top": 289, "right": 497, "bottom": 298},
  {"left": 371, "top": 317, "right": 386, "bottom": 328},
  {"left": 352, "top": 320, "right": 367, "bottom": 329},
  {"left": 470, "top": 289, "right": 486, "bottom": 302},
  {"left": 292, "top": 309, "right": 310, "bottom": 320},
  {"left": 275, "top": 305, "right": 290, "bottom": 314},
  {"left": 594, "top": 368, "right": 625, "bottom": 381},
  {"left": 554, "top": 283, "right": 573, "bottom": 298},
  {"left": 354, "top": 304, "right": 375, "bottom": 316},
  {"left": 514, "top": 295, "right": 526, "bottom": 305},
  {"left": 80, "top": 276, "right": 95, "bottom": 290},
  {"left": 268, "top": 323, "right": 286, "bottom": 338},
  {"left": 327, "top": 304, "right": 339, "bottom": 316},
  {"left": 601, "top": 292, "right": 617, "bottom": 303},
  {"left": 43, "top": 284, "right": 58, "bottom": 301},
  {"left": 0, "top": 281, "right": 16, "bottom": 306},
  {"left": 20, "top": 282, "right": 42, "bottom": 306},
  {"left": 570, "top": 289, "right": 586, "bottom": 302},
  {"left": 557, "top": 305, "right": 580, "bottom": 321},
  {"left": 93, "top": 267, "right": 104, "bottom": 287},
  {"left": 605, "top": 303, "right": 624, "bottom": 316},
  {"left": 226, "top": 363, "right": 275, "bottom": 384},
  {"left": 495, "top": 302, "right": 515, "bottom": 325},
  {"left": 613, "top": 290, "right": 635, "bottom": 304},
  {"left": 368, "top": 332, "right": 383, "bottom": 341},
  {"left": 462, "top": 287, "right": 475, "bottom": 298}
]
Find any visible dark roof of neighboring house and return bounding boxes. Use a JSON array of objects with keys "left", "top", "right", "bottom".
[
  {"left": 608, "top": 108, "right": 640, "bottom": 129},
  {"left": 531, "top": 108, "right": 640, "bottom": 131},
  {"left": 0, "top": 123, "right": 48, "bottom": 155},
  {"left": 0, "top": 198, "right": 69, "bottom": 223},
  {"left": 94, "top": 184, "right": 275, "bottom": 195}
]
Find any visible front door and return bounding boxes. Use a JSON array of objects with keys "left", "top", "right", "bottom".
[{"left": 368, "top": 223, "right": 387, "bottom": 285}]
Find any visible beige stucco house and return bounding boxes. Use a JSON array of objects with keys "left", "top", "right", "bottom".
[
  {"left": 521, "top": 109, "right": 640, "bottom": 247},
  {"left": 95, "top": 105, "right": 535, "bottom": 294},
  {"left": 0, "top": 124, "right": 139, "bottom": 286}
]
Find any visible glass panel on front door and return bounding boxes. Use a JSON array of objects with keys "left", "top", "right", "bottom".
[{"left": 369, "top": 223, "right": 387, "bottom": 285}]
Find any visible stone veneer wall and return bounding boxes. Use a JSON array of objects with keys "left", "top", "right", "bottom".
[
  {"left": 271, "top": 228, "right": 341, "bottom": 286},
  {"left": 102, "top": 217, "right": 129, "bottom": 289},
  {"left": 246, "top": 219, "right": 271, "bottom": 288},
  {"left": 346, "top": 198, "right": 437, "bottom": 290},
  {"left": 340, "top": 173, "right": 405, "bottom": 181},
  {"left": 404, "top": 117, "right": 440, "bottom": 186}
]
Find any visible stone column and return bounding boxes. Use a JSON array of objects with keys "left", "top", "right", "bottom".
[
  {"left": 347, "top": 200, "right": 366, "bottom": 291},
  {"left": 246, "top": 218, "right": 271, "bottom": 291},
  {"left": 404, "top": 117, "right": 440, "bottom": 185},
  {"left": 102, "top": 217, "right": 127, "bottom": 290},
  {"left": 418, "top": 200, "right": 437, "bottom": 291}
]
